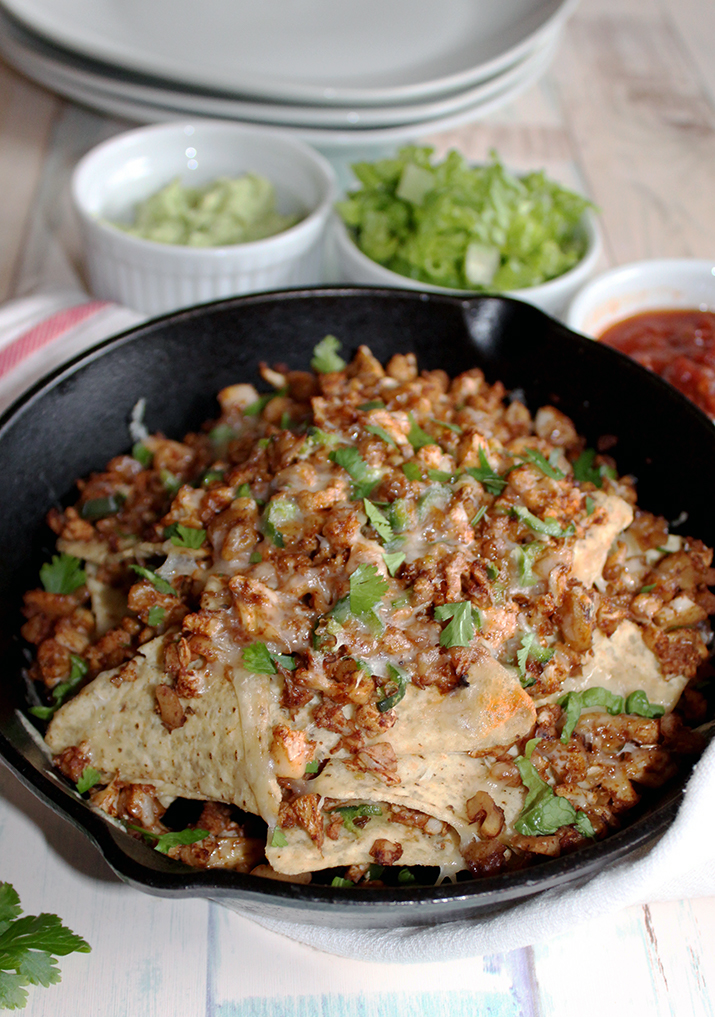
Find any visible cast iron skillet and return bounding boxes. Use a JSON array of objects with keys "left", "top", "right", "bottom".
[{"left": 1, "top": 286, "right": 713, "bottom": 930}]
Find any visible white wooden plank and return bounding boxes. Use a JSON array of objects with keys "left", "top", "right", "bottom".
[
  {"left": 642, "top": 900, "right": 715, "bottom": 1016},
  {"left": 0, "top": 761, "right": 210, "bottom": 1017}
]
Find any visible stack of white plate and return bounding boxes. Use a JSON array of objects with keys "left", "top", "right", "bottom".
[{"left": 0, "top": 0, "right": 579, "bottom": 152}]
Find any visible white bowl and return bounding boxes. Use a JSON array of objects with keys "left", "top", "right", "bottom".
[
  {"left": 330, "top": 207, "right": 602, "bottom": 319},
  {"left": 566, "top": 258, "right": 715, "bottom": 337},
  {"left": 71, "top": 121, "right": 338, "bottom": 316}
]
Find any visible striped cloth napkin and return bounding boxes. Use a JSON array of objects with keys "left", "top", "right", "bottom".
[{"left": 1, "top": 291, "right": 713, "bottom": 963}]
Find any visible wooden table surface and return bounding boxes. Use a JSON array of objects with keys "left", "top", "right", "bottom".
[{"left": 1, "top": 0, "right": 714, "bottom": 1013}]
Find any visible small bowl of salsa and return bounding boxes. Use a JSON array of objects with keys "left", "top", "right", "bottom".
[{"left": 566, "top": 258, "right": 715, "bottom": 418}]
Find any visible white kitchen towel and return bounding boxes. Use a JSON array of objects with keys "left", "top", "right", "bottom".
[{"left": 1, "top": 290, "right": 713, "bottom": 964}]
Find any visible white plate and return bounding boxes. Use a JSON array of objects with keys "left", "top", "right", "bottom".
[
  {"left": 0, "top": 9, "right": 560, "bottom": 129},
  {"left": 0, "top": 26, "right": 558, "bottom": 151},
  {"left": 0, "top": 0, "right": 579, "bottom": 105}
]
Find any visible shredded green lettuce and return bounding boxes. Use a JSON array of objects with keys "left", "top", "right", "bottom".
[{"left": 336, "top": 146, "right": 593, "bottom": 292}]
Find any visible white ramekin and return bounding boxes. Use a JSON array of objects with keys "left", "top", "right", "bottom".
[
  {"left": 71, "top": 121, "right": 338, "bottom": 317},
  {"left": 566, "top": 258, "right": 715, "bottom": 337},
  {"left": 329, "top": 207, "right": 602, "bottom": 320}
]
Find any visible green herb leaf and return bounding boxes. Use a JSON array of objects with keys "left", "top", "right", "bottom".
[
  {"left": 334, "top": 804, "right": 382, "bottom": 834},
  {"left": 330, "top": 877, "right": 354, "bottom": 888},
  {"left": 514, "top": 749, "right": 595, "bottom": 838},
  {"left": 401, "top": 461, "right": 422, "bottom": 481},
  {"left": 640, "top": 583, "right": 656, "bottom": 594},
  {"left": 200, "top": 469, "right": 225, "bottom": 487},
  {"left": 129, "top": 565, "right": 176, "bottom": 597},
  {"left": 429, "top": 417, "right": 462, "bottom": 434},
  {"left": 76, "top": 767, "right": 102, "bottom": 794},
  {"left": 126, "top": 824, "right": 210, "bottom": 855},
  {"left": 382, "top": 551, "right": 406, "bottom": 577},
  {"left": 511, "top": 505, "right": 575, "bottom": 538},
  {"left": 514, "top": 542, "right": 545, "bottom": 586},
  {"left": 80, "top": 493, "right": 125, "bottom": 520},
  {"left": 363, "top": 499, "right": 394, "bottom": 542},
  {"left": 572, "top": 448, "right": 603, "bottom": 487},
  {"left": 349, "top": 563, "right": 389, "bottom": 617},
  {"left": 160, "top": 469, "right": 181, "bottom": 497},
  {"left": 249, "top": 551, "right": 262, "bottom": 564},
  {"left": 376, "top": 663, "right": 408, "bottom": 712},
  {"left": 242, "top": 642, "right": 277, "bottom": 674},
  {"left": 365, "top": 423, "right": 397, "bottom": 447},
  {"left": 0, "top": 883, "right": 90, "bottom": 1010},
  {"left": 585, "top": 495, "right": 595, "bottom": 515},
  {"left": 39, "top": 554, "right": 86, "bottom": 595},
  {"left": 244, "top": 389, "right": 285, "bottom": 417},
  {"left": 464, "top": 447, "right": 509, "bottom": 496},
  {"left": 209, "top": 424, "right": 236, "bottom": 448},
  {"left": 235, "top": 482, "right": 253, "bottom": 498},
  {"left": 358, "top": 400, "right": 385, "bottom": 411},
  {"left": 434, "top": 601, "right": 479, "bottom": 647},
  {"left": 406, "top": 413, "right": 434, "bottom": 450},
  {"left": 311, "top": 335, "right": 346, "bottom": 373},
  {"left": 163, "top": 522, "right": 206, "bottom": 548},
  {"left": 397, "top": 867, "right": 417, "bottom": 885},
  {"left": 147, "top": 605, "right": 166, "bottom": 627},
  {"left": 304, "top": 426, "right": 340, "bottom": 448},
  {"left": 132, "top": 441, "right": 153, "bottom": 467},
  {"left": 516, "top": 632, "right": 554, "bottom": 684},
  {"left": 517, "top": 447, "right": 565, "bottom": 480},
  {"left": 427, "top": 469, "right": 455, "bottom": 484},
  {"left": 262, "top": 497, "right": 298, "bottom": 547},
  {"left": 329, "top": 447, "right": 382, "bottom": 500},
  {"left": 271, "top": 828, "right": 288, "bottom": 848},
  {"left": 29, "top": 655, "right": 88, "bottom": 721},
  {"left": 471, "top": 505, "right": 488, "bottom": 527},
  {"left": 557, "top": 686, "right": 635, "bottom": 742},
  {"left": 304, "top": 761, "right": 320, "bottom": 774},
  {"left": 625, "top": 690, "right": 665, "bottom": 718}
]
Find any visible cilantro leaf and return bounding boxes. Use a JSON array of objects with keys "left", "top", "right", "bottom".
[
  {"left": 376, "top": 663, "right": 408, "bottom": 712},
  {"left": 76, "top": 767, "right": 102, "bottom": 794},
  {"left": 363, "top": 499, "right": 394, "bottom": 542},
  {"left": 331, "top": 877, "right": 355, "bottom": 888},
  {"left": 427, "top": 469, "right": 456, "bottom": 484},
  {"left": 383, "top": 551, "right": 406, "bottom": 576},
  {"left": 334, "top": 804, "right": 382, "bottom": 834},
  {"left": 429, "top": 417, "right": 462, "bottom": 434},
  {"left": 147, "top": 605, "right": 166, "bottom": 627},
  {"left": 514, "top": 541, "right": 545, "bottom": 586},
  {"left": 511, "top": 505, "right": 575, "bottom": 538},
  {"left": 558, "top": 686, "right": 663, "bottom": 742},
  {"left": 434, "top": 601, "right": 480, "bottom": 647},
  {"left": 200, "top": 469, "right": 225, "bottom": 487},
  {"left": 358, "top": 400, "right": 385, "bottom": 411},
  {"left": 516, "top": 632, "right": 554, "bottom": 686},
  {"left": 329, "top": 446, "right": 382, "bottom": 500},
  {"left": 129, "top": 565, "right": 176, "bottom": 597},
  {"left": 160, "top": 469, "right": 181, "bottom": 497},
  {"left": 311, "top": 335, "right": 346, "bottom": 373},
  {"left": 517, "top": 447, "right": 565, "bottom": 480},
  {"left": 241, "top": 641, "right": 295, "bottom": 674},
  {"left": 463, "top": 447, "right": 509, "bottom": 496},
  {"left": 398, "top": 867, "right": 417, "bottom": 885},
  {"left": 271, "top": 828, "right": 288, "bottom": 848},
  {"left": 126, "top": 824, "right": 210, "bottom": 855},
  {"left": 401, "top": 461, "right": 422, "bottom": 481},
  {"left": 406, "top": 413, "right": 434, "bottom": 450},
  {"left": 0, "top": 883, "right": 90, "bottom": 1010},
  {"left": 585, "top": 495, "right": 596, "bottom": 515},
  {"left": 349, "top": 564, "right": 389, "bottom": 617},
  {"left": 261, "top": 497, "right": 298, "bottom": 547},
  {"left": 514, "top": 744, "right": 595, "bottom": 838},
  {"left": 304, "top": 760, "right": 320, "bottom": 774},
  {"left": 39, "top": 554, "right": 86, "bottom": 595},
  {"left": 163, "top": 523, "right": 206, "bottom": 548},
  {"left": 365, "top": 423, "right": 397, "bottom": 447},
  {"left": 29, "top": 655, "right": 88, "bottom": 721},
  {"left": 572, "top": 448, "right": 603, "bottom": 487}
]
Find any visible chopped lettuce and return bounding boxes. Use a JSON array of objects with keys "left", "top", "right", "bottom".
[{"left": 336, "top": 146, "right": 593, "bottom": 292}]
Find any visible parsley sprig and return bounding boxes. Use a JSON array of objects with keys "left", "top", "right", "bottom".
[
  {"left": 29, "top": 655, "right": 88, "bottom": 721},
  {"left": 163, "top": 523, "right": 206, "bottom": 548},
  {"left": 0, "top": 882, "right": 90, "bottom": 1010}
]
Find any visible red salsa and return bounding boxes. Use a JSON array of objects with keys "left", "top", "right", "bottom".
[{"left": 599, "top": 308, "right": 715, "bottom": 418}]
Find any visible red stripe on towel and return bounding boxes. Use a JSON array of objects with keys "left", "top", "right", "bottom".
[{"left": 0, "top": 300, "right": 110, "bottom": 379}]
